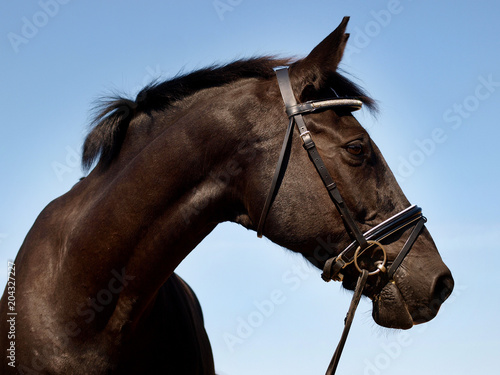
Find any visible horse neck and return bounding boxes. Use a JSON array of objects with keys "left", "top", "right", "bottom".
[{"left": 56, "top": 83, "right": 263, "bottom": 328}]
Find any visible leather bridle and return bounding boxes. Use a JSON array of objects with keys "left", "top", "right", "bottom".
[{"left": 257, "top": 66, "right": 427, "bottom": 374}]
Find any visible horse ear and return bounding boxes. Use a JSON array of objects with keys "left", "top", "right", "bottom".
[{"left": 290, "top": 16, "right": 350, "bottom": 98}]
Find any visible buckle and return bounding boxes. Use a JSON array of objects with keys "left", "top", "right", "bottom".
[
  {"left": 322, "top": 256, "right": 348, "bottom": 282},
  {"left": 300, "top": 131, "right": 315, "bottom": 149}
]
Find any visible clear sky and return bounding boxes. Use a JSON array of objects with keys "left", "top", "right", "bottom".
[{"left": 1, "top": 1, "right": 499, "bottom": 374}]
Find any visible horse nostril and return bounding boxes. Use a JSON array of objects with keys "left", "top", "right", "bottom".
[
  {"left": 433, "top": 273, "right": 454, "bottom": 304},
  {"left": 410, "top": 272, "right": 454, "bottom": 324}
]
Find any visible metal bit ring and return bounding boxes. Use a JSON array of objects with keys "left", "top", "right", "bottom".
[{"left": 353, "top": 240, "right": 387, "bottom": 276}]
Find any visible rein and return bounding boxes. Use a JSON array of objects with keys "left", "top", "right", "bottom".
[{"left": 257, "top": 66, "right": 427, "bottom": 374}]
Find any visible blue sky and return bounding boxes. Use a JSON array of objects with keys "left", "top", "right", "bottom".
[{"left": 1, "top": 1, "right": 499, "bottom": 374}]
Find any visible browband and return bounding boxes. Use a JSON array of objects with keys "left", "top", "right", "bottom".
[{"left": 286, "top": 98, "right": 362, "bottom": 117}]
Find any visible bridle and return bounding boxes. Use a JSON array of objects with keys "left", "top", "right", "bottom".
[{"left": 257, "top": 66, "right": 427, "bottom": 374}]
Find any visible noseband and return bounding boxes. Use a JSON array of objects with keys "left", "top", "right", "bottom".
[{"left": 257, "top": 66, "right": 427, "bottom": 374}]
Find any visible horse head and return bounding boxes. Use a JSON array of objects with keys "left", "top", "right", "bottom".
[{"left": 238, "top": 18, "right": 454, "bottom": 329}]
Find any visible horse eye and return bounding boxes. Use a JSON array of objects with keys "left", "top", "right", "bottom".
[{"left": 346, "top": 143, "right": 363, "bottom": 156}]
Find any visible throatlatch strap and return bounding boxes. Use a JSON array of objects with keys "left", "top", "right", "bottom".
[
  {"left": 325, "top": 269, "right": 369, "bottom": 375},
  {"left": 257, "top": 117, "right": 295, "bottom": 238}
]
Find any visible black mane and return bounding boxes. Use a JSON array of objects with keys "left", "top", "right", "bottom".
[
  {"left": 82, "top": 56, "right": 375, "bottom": 171},
  {"left": 134, "top": 57, "right": 291, "bottom": 113}
]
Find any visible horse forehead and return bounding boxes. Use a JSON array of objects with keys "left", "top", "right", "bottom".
[{"left": 308, "top": 111, "right": 367, "bottom": 138}]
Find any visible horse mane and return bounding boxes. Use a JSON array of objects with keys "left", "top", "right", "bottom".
[{"left": 82, "top": 56, "right": 375, "bottom": 172}]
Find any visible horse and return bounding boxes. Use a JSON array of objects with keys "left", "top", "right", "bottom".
[{"left": 0, "top": 17, "right": 453, "bottom": 374}]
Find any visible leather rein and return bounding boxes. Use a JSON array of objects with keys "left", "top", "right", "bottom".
[{"left": 257, "top": 66, "right": 426, "bottom": 374}]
